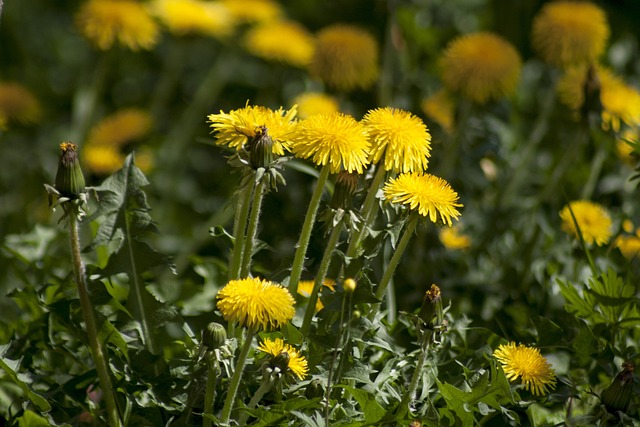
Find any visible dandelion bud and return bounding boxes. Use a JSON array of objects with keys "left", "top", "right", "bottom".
[
  {"left": 305, "top": 379, "right": 324, "bottom": 399},
  {"left": 601, "top": 361, "right": 635, "bottom": 414},
  {"left": 418, "top": 284, "right": 442, "bottom": 327},
  {"left": 248, "top": 125, "right": 274, "bottom": 169},
  {"left": 330, "top": 171, "right": 359, "bottom": 209},
  {"left": 344, "top": 278, "right": 357, "bottom": 293},
  {"left": 55, "top": 142, "right": 86, "bottom": 198},
  {"left": 202, "top": 322, "right": 227, "bottom": 350}
]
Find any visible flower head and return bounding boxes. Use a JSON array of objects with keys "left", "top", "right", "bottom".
[
  {"left": 207, "top": 104, "right": 298, "bottom": 155},
  {"left": 440, "top": 32, "right": 522, "bottom": 104},
  {"left": 439, "top": 224, "right": 471, "bottom": 250},
  {"left": 88, "top": 109, "right": 153, "bottom": 147},
  {"left": 559, "top": 200, "right": 612, "bottom": 246},
  {"left": 532, "top": 1, "right": 609, "bottom": 68},
  {"left": 297, "top": 278, "right": 335, "bottom": 312},
  {"left": 216, "top": 277, "right": 295, "bottom": 331},
  {"left": 310, "top": 24, "right": 379, "bottom": 91},
  {"left": 494, "top": 342, "right": 557, "bottom": 396},
  {"left": 291, "top": 113, "right": 370, "bottom": 174},
  {"left": 221, "top": 0, "right": 282, "bottom": 24},
  {"left": 421, "top": 89, "right": 455, "bottom": 134},
  {"left": 82, "top": 144, "right": 125, "bottom": 175},
  {"left": 293, "top": 92, "right": 340, "bottom": 119},
  {"left": 76, "top": 0, "right": 160, "bottom": 51},
  {"left": 363, "top": 107, "right": 431, "bottom": 173},
  {"left": 244, "top": 21, "right": 315, "bottom": 68},
  {"left": 383, "top": 173, "right": 462, "bottom": 226},
  {"left": 257, "top": 338, "right": 308, "bottom": 380},
  {"left": 0, "top": 82, "right": 41, "bottom": 125},
  {"left": 151, "top": 0, "right": 235, "bottom": 38}
]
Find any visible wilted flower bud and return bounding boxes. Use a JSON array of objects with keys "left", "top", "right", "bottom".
[
  {"left": 202, "top": 322, "right": 227, "bottom": 350},
  {"left": 305, "top": 379, "right": 324, "bottom": 399},
  {"left": 418, "top": 284, "right": 442, "bottom": 327},
  {"left": 330, "top": 171, "right": 359, "bottom": 209},
  {"left": 601, "top": 361, "right": 635, "bottom": 414},
  {"left": 55, "top": 142, "right": 86, "bottom": 198},
  {"left": 344, "top": 278, "right": 357, "bottom": 293},
  {"left": 249, "top": 125, "right": 275, "bottom": 169}
]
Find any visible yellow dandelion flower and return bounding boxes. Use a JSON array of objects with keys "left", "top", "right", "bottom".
[
  {"left": 383, "top": 173, "right": 462, "bottom": 226},
  {"left": 439, "top": 224, "right": 471, "bottom": 250},
  {"left": 297, "top": 278, "right": 335, "bottom": 312},
  {"left": 207, "top": 104, "right": 297, "bottom": 155},
  {"left": 221, "top": 0, "right": 282, "bottom": 24},
  {"left": 559, "top": 200, "right": 612, "bottom": 246},
  {"left": 82, "top": 144, "right": 125, "bottom": 175},
  {"left": 290, "top": 112, "right": 370, "bottom": 174},
  {"left": 421, "top": 89, "right": 455, "bottom": 134},
  {"left": 615, "top": 234, "right": 640, "bottom": 259},
  {"left": 76, "top": 0, "right": 160, "bottom": 51},
  {"left": 257, "top": 338, "right": 308, "bottom": 380},
  {"left": 362, "top": 107, "right": 431, "bottom": 173},
  {"left": 293, "top": 92, "right": 339, "bottom": 119},
  {"left": 557, "top": 65, "right": 640, "bottom": 132},
  {"left": 88, "top": 109, "right": 153, "bottom": 148},
  {"left": 151, "top": 0, "right": 235, "bottom": 38},
  {"left": 617, "top": 128, "right": 638, "bottom": 167},
  {"left": 0, "top": 82, "right": 41, "bottom": 125},
  {"left": 440, "top": 32, "right": 522, "bottom": 104},
  {"left": 216, "top": 277, "right": 295, "bottom": 331},
  {"left": 310, "top": 24, "right": 379, "bottom": 91},
  {"left": 135, "top": 146, "right": 155, "bottom": 175},
  {"left": 244, "top": 20, "right": 315, "bottom": 68},
  {"left": 494, "top": 342, "right": 557, "bottom": 396},
  {"left": 532, "top": 1, "right": 609, "bottom": 68}
]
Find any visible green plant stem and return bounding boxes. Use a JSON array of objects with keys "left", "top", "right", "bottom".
[
  {"left": 300, "top": 219, "right": 344, "bottom": 336},
  {"left": 203, "top": 355, "right": 220, "bottom": 427},
  {"left": 288, "top": 164, "right": 332, "bottom": 296},
  {"left": 240, "top": 176, "right": 267, "bottom": 278},
  {"left": 369, "top": 214, "right": 419, "bottom": 320},
  {"left": 228, "top": 176, "right": 255, "bottom": 281},
  {"left": 396, "top": 333, "right": 432, "bottom": 419},
  {"left": 68, "top": 211, "right": 121, "bottom": 427},
  {"left": 219, "top": 327, "right": 257, "bottom": 426},
  {"left": 239, "top": 374, "right": 275, "bottom": 425},
  {"left": 324, "top": 288, "right": 350, "bottom": 425},
  {"left": 581, "top": 142, "right": 608, "bottom": 200}
]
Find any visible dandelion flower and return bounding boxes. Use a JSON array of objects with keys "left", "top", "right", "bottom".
[
  {"left": 0, "top": 82, "right": 41, "bottom": 125},
  {"left": 293, "top": 92, "right": 340, "bottom": 119},
  {"left": 151, "top": 0, "right": 235, "bottom": 38},
  {"left": 617, "top": 128, "right": 638, "bottom": 167},
  {"left": 207, "top": 104, "right": 298, "bottom": 155},
  {"left": 76, "top": 0, "right": 159, "bottom": 51},
  {"left": 310, "top": 24, "right": 379, "bottom": 91},
  {"left": 257, "top": 338, "right": 308, "bottom": 380},
  {"left": 439, "top": 224, "right": 471, "bottom": 250},
  {"left": 88, "top": 109, "right": 153, "bottom": 148},
  {"left": 82, "top": 144, "right": 125, "bottom": 175},
  {"left": 421, "top": 89, "right": 455, "bottom": 134},
  {"left": 298, "top": 278, "right": 335, "bottom": 312},
  {"left": 383, "top": 173, "right": 462, "bottom": 226},
  {"left": 363, "top": 107, "right": 431, "bottom": 173},
  {"left": 559, "top": 200, "right": 612, "bottom": 246},
  {"left": 615, "top": 234, "right": 640, "bottom": 259},
  {"left": 244, "top": 21, "right": 315, "bottom": 68},
  {"left": 216, "top": 277, "right": 295, "bottom": 331},
  {"left": 221, "top": 0, "right": 282, "bottom": 24},
  {"left": 494, "top": 342, "right": 557, "bottom": 396},
  {"left": 532, "top": 1, "right": 609, "bottom": 68},
  {"left": 440, "top": 32, "right": 521, "bottom": 104},
  {"left": 291, "top": 112, "right": 370, "bottom": 174}
]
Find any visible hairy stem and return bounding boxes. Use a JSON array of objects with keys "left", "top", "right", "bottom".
[
  {"left": 240, "top": 176, "right": 266, "bottom": 278},
  {"left": 219, "top": 327, "right": 256, "bottom": 425}
]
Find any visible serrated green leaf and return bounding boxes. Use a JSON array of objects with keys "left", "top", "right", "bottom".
[
  {"left": 17, "top": 410, "right": 52, "bottom": 427},
  {"left": 0, "top": 346, "right": 51, "bottom": 412},
  {"left": 344, "top": 386, "right": 386, "bottom": 425}
]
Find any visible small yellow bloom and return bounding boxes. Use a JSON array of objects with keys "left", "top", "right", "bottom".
[
  {"left": 615, "top": 234, "right": 640, "bottom": 259},
  {"left": 257, "top": 338, "right": 308, "bottom": 380},
  {"left": 207, "top": 104, "right": 298, "bottom": 155},
  {"left": 76, "top": 0, "right": 160, "bottom": 51},
  {"left": 293, "top": 92, "right": 340, "bottom": 119},
  {"left": 88, "top": 109, "right": 153, "bottom": 148},
  {"left": 297, "top": 278, "right": 335, "bottom": 312},
  {"left": 383, "top": 173, "right": 462, "bottom": 226},
  {"left": 221, "top": 0, "right": 282, "bottom": 24},
  {"left": 82, "top": 144, "right": 125, "bottom": 175},
  {"left": 291, "top": 112, "right": 370, "bottom": 174},
  {"left": 310, "top": 24, "right": 379, "bottom": 91},
  {"left": 440, "top": 32, "right": 522, "bottom": 104},
  {"left": 0, "top": 82, "right": 41, "bottom": 125},
  {"left": 559, "top": 200, "right": 612, "bottom": 246},
  {"left": 216, "top": 277, "right": 295, "bottom": 331},
  {"left": 151, "top": 0, "right": 235, "bottom": 38},
  {"left": 362, "top": 107, "right": 431, "bottom": 173},
  {"left": 494, "top": 342, "right": 557, "bottom": 396},
  {"left": 244, "top": 21, "right": 315, "bottom": 68},
  {"left": 421, "top": 89, "right": 455, "bottom": 134},
  {"left": 532, "top": 1, "right": 609, "bottom": 68},
  {"left": 439, "top": 224, "right": 471, "bottom": 250},
  {"left": 616, "top": 128, "right": 638, "bottom": 167}
]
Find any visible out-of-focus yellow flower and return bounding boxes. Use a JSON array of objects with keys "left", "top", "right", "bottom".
[
  {"left": 617, "top": 128, "right": 638, "bottom": 167},
  {"left": 76, "top": 0, "right": 160, "bottom": 51},
  {"left": 440, "top": 32, "right": 522, "bottom": 104},
  {"left": 557, "top": 65, "right": 640, "bottom": 132},
  {"left": 310, "top": 24, "right": 379, "bottom": 92},
  {"left": 532, "top": 1, "right": 609, "bottom": 68},
  {"left": 297, "top": 278, "right": 335, "bottom": 312},
  {"left": 0, "top": 82, "right": 41, "bottom": 125},
  {"left": 421, "top": 89, "right": 455, "bottom": 134},
  {"left": 293, "top": 92, "right": 339, "bottom": 119},
  {"left": 244, "top": 21, "right": 315, "bottom": 67},
  {"left": 439, "top": 224, "right": 471, "bottom": 250},
  {"left": 559, "top": 200, "right": 612, "bottom": 246},
  {"left": 135, "top": 146, "right": 155, "bottom": 175},
  {"left": 615, "top": 234, "right": 640, "bottom": 259},
  {"left": 87, "top": 109, "right": 153, "bottom": 147},
  {"left": 221, "top": 0, "right": 282, "bottom": 24},
  {"left": 82, "top": 144, "right": 125, "bottom": 175},
  {"left": 151, "top": 0, "right": 235, "bottom": 38}
]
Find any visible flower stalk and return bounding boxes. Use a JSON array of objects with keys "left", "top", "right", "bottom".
[
  {"left": 240, "top": 176, "right": 267, "bottom": 278},
  {"left": 228, "top": 176, "right": 255, "bottom": 281}
]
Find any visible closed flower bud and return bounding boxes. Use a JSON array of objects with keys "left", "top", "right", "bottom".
[
  {"left": 202, "top": 322, "right": 227, "bottom": 350},
  {"left": 601, "top": 361, "right": 635, "bottom": 414},
  {"left": 344, "top": 278, "right": 357, "bottom": 293},
  {"left": 249, "top": 125, "right": 275, "bottom": 169},
  {"left": 330, "top": 171, "right": 359, "bottom": 210},
  {"left": 418, "top": 284, "right": 442, "bottom": 327},
  {"left": 55, "top": 142, "right": 86, "bottom": 198},
  {"left": 305, "top": 379, "right": 324, "bottom": 399}
]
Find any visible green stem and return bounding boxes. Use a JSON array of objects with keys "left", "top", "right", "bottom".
[
  {"left": 324, "top": 288, "right": 350, "bottom": 425},
  {"left": 396, "top": 334, "right": 431, "bottom": 419},
  {"left": 203, "top": 356, "right": 220, "bottom": 427},
  {"left": 288, "top": 164, "right": 332, "bottom": 296},
  {"left": 68, "top": 211, "right": 121, "bottom": 427},
  {"left": 239, "top": 374, "right": 275, "bottom": 424},
  {"left": 219, "top": 327, "right": 257, "bottom": 426},
  {"left": 581, "top": 142, "right": 607, "bottom": 200},
  {"left": 240, "top": 176, "right": 266, "bottom": 278},
  {"left": 228, "top": 176, "right": 255, "bottom": 281},
  {"left": 370, "top": 214, "right": 419, "bottom": 319},
  {"left": 300, "top": 219, "right": 344, "bottom": 336}
]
